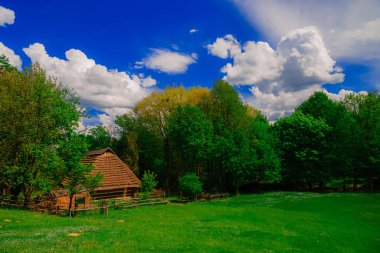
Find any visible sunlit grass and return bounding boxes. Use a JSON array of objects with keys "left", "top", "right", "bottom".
[{"left": 1, "top": 192, "right": 379, "bottom": 252}]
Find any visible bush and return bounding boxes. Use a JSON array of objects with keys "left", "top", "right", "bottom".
[
  {"left": 141, "top": 170, "right": 157, "bottom": 198},
  {"left": 179, "top": 173, "right": 202, "bottom": 199}
]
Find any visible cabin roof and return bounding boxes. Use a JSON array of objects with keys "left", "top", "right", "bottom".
[
  {"left": 86, "top": 147, "right": 115, "bottom": 156},
  {"left": 83, "top": 148, "right": 141, "bottom": 190}
]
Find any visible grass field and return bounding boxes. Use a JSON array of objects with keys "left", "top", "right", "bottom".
[{"left": 0, "top": 192, "right": 379, "bottom": 252}]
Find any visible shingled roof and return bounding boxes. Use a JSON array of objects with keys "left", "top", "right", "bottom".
[{"left": 82, "top": 148, "right": 141, "bottom": 191}]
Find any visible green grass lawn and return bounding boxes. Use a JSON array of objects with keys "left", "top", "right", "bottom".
[{"left": 1, "top": 192, "right": 379, "bottom": 252}]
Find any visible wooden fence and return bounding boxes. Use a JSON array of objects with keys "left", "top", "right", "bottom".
[{"left": 1, "top": 192, "right": 228, "bottom": 216}]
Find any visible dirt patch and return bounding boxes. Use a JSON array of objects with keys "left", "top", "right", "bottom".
[{"left": 67, "top": 233, "right": 80, "bottom": 237}]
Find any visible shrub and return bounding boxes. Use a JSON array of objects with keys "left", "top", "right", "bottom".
[
  {"left": 179, "top": 173, "right": 202, "bottom": 199},
  {"left": 141, "top": 170, "right": 157, "bottom": 198}
]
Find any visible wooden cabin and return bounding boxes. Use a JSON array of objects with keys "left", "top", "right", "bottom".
[
  {"left": 35, "top": 189, "right": 91, "bottom": 213},
  {"left": 82, "top": 147, "right": 141, "bottom": 200}
]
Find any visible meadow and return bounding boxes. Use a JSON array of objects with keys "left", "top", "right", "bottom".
[{"left": 0, "top": 192, "right": 379, "bottom": 252}]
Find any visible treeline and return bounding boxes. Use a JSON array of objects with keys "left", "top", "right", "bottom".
[
  {"left": 110, "top": 82, "right": 281, "bottom": 194},
  {"left": 1, "top": 59, "right": 380, "bottom": 204},
  {"left": 91, "top": 82, "right": 380, "bottom": 193}
]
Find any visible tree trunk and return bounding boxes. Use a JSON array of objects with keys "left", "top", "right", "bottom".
[
  {"left": 308, "top": 182, "right": 312, "bottom": 191},
  {"left": 368, "top": 175, "right": 374, "bottom": 192},
  {"left": 353, "top": 176, "right": 358, "bottom": 191},
  {"left": 163, "top": 138, "right": 170, "bottom": 194},
  {"left": 22, "top": 184, "right": 32, "bottom": 208},
  {"left": 68, "top": 194, "right": 74, "bottom": 218},
  {"left": 10, "top": 187, "right": 21, "bottom": 202}
]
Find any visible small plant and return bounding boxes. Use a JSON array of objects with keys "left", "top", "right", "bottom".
[
  {"left": 179, "top": 173, "right": 202, "bottom": 200},
  {"left": 141, "top": 170, "right": 157, "bottom": 198}
]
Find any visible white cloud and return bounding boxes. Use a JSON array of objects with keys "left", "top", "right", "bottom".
[
  {"left": 23, "top": 43, "right": 156, "bottom": 126},
  {"left": 229, "top": 0, "right": 377, "bottom": 118},
  {"left": 220, "top": 41, "right": 282, "bottom": 86},
  {"left": 0, "top": 42, "right": 22, "bottom": 69},
  {"left": 139, "top": 49, "right": 197, "bottom": 74},
  {"left": 246, "top": 86, "right": 367, "bottom": 121},
  {"left": 246, "top": 86, "right": 319, "bottom": 120},
  {"left": 207, "top": 34, "right": 241, "bottom": 59},
  {"left": 208, "top": 27, "right": 344, "bottom": 92},
  {"left": 207, "top": 29, "right": 367, "bottom": 120},
  {"left": 0, "top": 6, "right": 15, "bottom": 27},
  {"left": 232, "top": 0, "right": 380, "bottom": 62},
  {"left": 276, "top": 27, "right": 344, "bottom": 92},
  {"left": 189, "top": 28, "right": 198, "bottom": 34}
]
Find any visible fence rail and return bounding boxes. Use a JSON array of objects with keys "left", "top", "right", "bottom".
[{"left": 1, "top": 192, "right": 228, "bottom": 215}]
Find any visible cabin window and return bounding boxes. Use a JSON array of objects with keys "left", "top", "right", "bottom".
[{"left": 75, "top": 197, "right": 85, "bottom": 207}]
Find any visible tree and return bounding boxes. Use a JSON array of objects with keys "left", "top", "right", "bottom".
[
  {"left": 0, "top": 55, "right": 17, "bottom": 72},
  {"left": 85, "top": 126, "right": 112, "bottom": 151},
  {"left": 208, "top": 80, "right": 246, "bottom": 130},
  {"left": 166, "top": 105, "right": 213, "bottom": 181},
  {"left": 296, "top": 91, "right": 354, "bottom": 188},
  {"left": 0, "top": 64, "right": 81, "bottom": 206},
  {"left": 114, "top": 113, "right": 142, "bottom": 175},
  {"left": 274, "top": 111, "right": 331, "bottom": 189},
  {"left": 179, "top": 173, "right": 202, "bottom": 200},
  {"left": 342, "top": 92, "right": 380, "bottom": 191},
  {"left": 132, "top": 86, "right": 210, "bottom": 192},
  {"left": 248, "top": 115, "right": 281, "bottom": 187},
  {"left": 57, "top": 134, "right": 102, "bottom": 217},
  {"left": 141, "top": 170, "right": 158, "bottom": 198}
]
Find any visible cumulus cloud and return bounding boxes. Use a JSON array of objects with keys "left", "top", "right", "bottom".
[
  {"left": 23, "top": 43, "right": 156, "bottom": 126},
  {"left": 246, "top": 86, "right": 319, "bottom": 120},
  {"left": 0, "top": 42, "right": 22, "bottom": 69},
  {"left": 207, "top": 28, "right": 367, "bottom": 120},
  {"left": 207, "top": 34, "right": 241, "bottom": 59},
  {"left": 232, "top": 0, "right": 380, "bottom": 62},
  {"left": 246, "top": 86, "right": 367, "bottom": 121},
  {"left": 208, "top": 27, "right": 344, "bottom": 92},
  {"left": 0, "top": 6, "right": 15, "bottom": 27},
  {"left": 220, "top": 41, "right": 282, "bottom": 86},
  {"left": 138, "top": 49, "right": 197, "bottom": 74},
  {"left": 189, "top": 28, "right": 198, "bottom": 34}
]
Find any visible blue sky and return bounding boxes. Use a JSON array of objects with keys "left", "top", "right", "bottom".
[{"left": 1, "top": 0, "right": 379, "bottom": 126}]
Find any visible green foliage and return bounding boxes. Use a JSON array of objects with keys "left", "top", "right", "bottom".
[
  {"left": 342, "top": 92, "right": 380, "bottom": 190},
  {"left": 113, "top": 81, "right": 282, "bottom": 193},
  {"left": 274, "top": 111, "right": 331, "bottom": 186},
  {"left": 141, "top": 170, "right": 158, "bottom": 197},
  {"left": 114, "top": 113, "right": 142, "bottom": 175},
  {"left": 0, "top": 64, "right": 81, "bottom": 205},
  {"left": 57, "top": 133, "right": 103, "bottom": 216},
  {"left": 0, "top": 55, "right": 17, "bottom": 72},
  {"left": 296, "top": 91, "right": 355, "bottom": 185},
  {"left": 166, "top": 105, "right": 213, "bottom": 181},
  {"left": 167, "top": 105, "right": 213, "bottom": 160},
  {"left": 210, "top": 80, "right": 246, "bottom": 128},
  {"left": 179, "top": 172, "right": 202, "bottom": 199},
  {"left": 85, "top": 126, "right": 112, "bottom": 151}
]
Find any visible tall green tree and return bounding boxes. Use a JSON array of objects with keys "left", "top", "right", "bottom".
[
  {"left": 248, "top": 115, "right": 281, "bottom": 187},
  {"left": 274, "top": 111, "right": 331, "bottom": 189},
  {"left": 57, "top": 133, "right": 102, "bottom": 217},
  {"left": 342, "top": 92, "right": 380, "bottom": 191},
  {"left": 297, "top": 91, "right": 354, "bottom": 188},
  {"left": 114, "top": 113, "right": 142, "bottom": 176},
  {"left": 166, "top": 105, "right": 213, "bottom": 185},
  {"left": 0, "top": 64, "right": 81, "bottom": 206}
]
